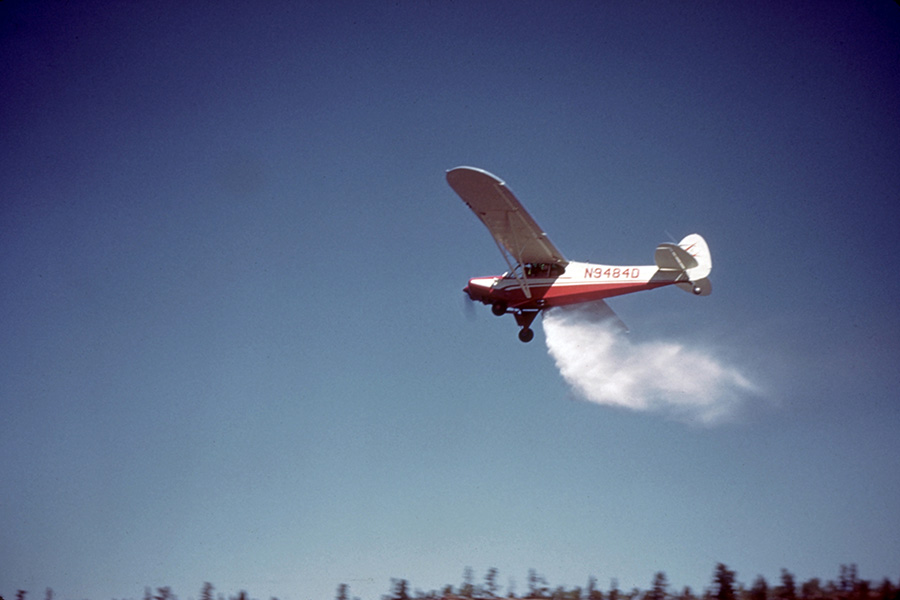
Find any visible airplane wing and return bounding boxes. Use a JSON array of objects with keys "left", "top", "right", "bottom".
[{"left": 447, "top": 166, "right": 567, "bottom": 266}]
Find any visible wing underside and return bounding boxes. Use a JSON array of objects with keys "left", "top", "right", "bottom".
[{"left": 447, "top": 166, "right": 567, "bottom": 267}]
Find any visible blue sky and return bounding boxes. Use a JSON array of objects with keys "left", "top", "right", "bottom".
[{"left": 2, "top": 2, "right": 899, "bottom": 600}]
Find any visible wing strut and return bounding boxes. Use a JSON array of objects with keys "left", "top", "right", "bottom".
[
  {"left": 491, "top": 236, "right": 532, "bottom": 299},
  {"left": 503, "top": 208, "right": 532, "bottom": 299}
]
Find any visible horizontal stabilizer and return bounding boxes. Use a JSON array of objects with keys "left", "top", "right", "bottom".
[{"left": 655, "top": 243, "right": 698, "bottom": 271}]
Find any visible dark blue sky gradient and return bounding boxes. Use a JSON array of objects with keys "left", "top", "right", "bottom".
[{"left": 2, "top": 2, "right": 899, "bottom": 600}]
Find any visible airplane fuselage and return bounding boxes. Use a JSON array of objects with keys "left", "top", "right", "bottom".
[{"left": 464, "top": 261, "right": 680, "bottom": 311}]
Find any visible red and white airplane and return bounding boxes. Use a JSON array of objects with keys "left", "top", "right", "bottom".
[{"left": 447, "top": 166, "right": 712, "bottom": 342}]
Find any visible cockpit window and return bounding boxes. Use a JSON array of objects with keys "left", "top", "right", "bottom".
[{"left": 503, "top": 263, "right": 565, "bottom": 279}]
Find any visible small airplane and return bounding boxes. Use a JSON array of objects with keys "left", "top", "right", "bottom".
[{"left": 447, "top": 166, "right": 712, "bottom": 342}]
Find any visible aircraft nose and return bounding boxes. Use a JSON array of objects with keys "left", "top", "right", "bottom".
[
  {"left": 463, "top": 284, "right": 483, "bottom": 301},
  {"left": 465, "top": 277, "right": 494, "bottom": 301}
]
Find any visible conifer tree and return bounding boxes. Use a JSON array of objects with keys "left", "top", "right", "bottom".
[
  {"left": 714, "top": 564, "right": 736, "bottom": 600},
  {"left": 485, "top": 568, "right": 500, "bottom": 598},
  {"left": 777, "top": 570, "right": 796, "bottom": 600},
  {"left": 460, "top": 568, "right": 475, "bottom": 598},
  {"left": 388, "top": 579, "right": 410, "bottom": 600},
  {"left": 750, "top": 576, "right": 769, "bottom": 600},
  {"left": 647, "top": 573, "right": 668, "bottom": 600}
]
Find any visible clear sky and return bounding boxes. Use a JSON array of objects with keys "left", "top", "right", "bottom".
[{"left": 2, "top": 2, "right": 899, "bottom": 600}]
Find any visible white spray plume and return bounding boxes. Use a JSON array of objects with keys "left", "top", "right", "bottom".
[{"left": 543, "top": 303, "right": 757, "bottom": 426}]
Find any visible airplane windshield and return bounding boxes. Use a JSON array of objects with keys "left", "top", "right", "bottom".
[{"left": 503, "top": 263, "right": 565, "bottom": 279}]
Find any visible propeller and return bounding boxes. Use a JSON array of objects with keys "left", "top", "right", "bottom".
[{"left": 462, "top": 292, "right": 478, "bottom": 321}]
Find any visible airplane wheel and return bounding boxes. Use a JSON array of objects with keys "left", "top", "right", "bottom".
[
  {"left": 491, "top": 302, "right": 507, "bottom": 316},
  {"left": 518, "top": 328, "right": 534, "bottom": 343}
]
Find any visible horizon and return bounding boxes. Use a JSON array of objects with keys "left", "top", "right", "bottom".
[{"left": 9, "top": 562, "right": 893, "bottom": 600}]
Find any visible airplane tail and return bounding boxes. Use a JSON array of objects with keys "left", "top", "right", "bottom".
[{"left": 654, "top": 233, "right": 712, "bottom": 296}]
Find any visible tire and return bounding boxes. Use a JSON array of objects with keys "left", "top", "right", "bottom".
[
  {"left": 491, "top": 302, "right": 507, "bottom": 316},
  {"left": 518, "top": 328, "right": 534, "bottom": 343}
]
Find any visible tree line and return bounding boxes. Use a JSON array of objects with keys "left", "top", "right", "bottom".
[
  {"left": 5, "top": 563, "right": 898, "bottom": 600},
  {"left": 375, "top": 564, "right": 898, "bottom": 600}
]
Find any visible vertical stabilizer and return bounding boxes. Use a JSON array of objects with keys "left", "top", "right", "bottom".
[
  {"left": 674, "top": 234, "right": 712, "bottom": 296},
  {"left": 678, "top": 234, "right": 711, "bottom": 280}
]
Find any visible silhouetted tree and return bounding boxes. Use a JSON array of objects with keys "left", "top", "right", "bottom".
[
  {"left": 201, "top": 583, "right": 214, "bottom": 600},
  {"left": 876, "top": 580, "right": 896, "bottom": 600},
  {"left": 714, "top": 564, "right": 737, "bottom": 600},
  {"left": 388, "top": 579, "right": 410, "bottom": 600},
  {"left": 840, "top": 566, "right": 859, "bottom": 599},
  {"left": 588, "top": 577, "right": 604, "bottom": 600},
  {"left": 609, "top": 579, "right": 620, "bottom": 600},
  {"left": 677, "top": 587, "right": 695, "bottom": 600},
  {"left": 551, "top": 586, "right": 580, "bottom": 600},
  {"left": 416, "top": 587, "right": 442, "bottom": 600},
  {"left": 749, "top": 576, "right": 768, "bottom": 600},
  {"left": 16, "top": 592, "right": 26, "bottom": 600},
  {"left": 485, "top": 568, "right": 500, "bottom": 598},
  {"left": 801, "top": 579, "right": 823, "bottom": 600},
  {"left": 646, "top": 573, "right": 668, "bottom": 600},
  {"left": 336, "top": 584, "right": 349, "bottom": 600},
  {"left": 529, "top": 570, "right": 550, "bottom": 599},
  {"left": 528, "top": 572, "right": 539, "bottom": 599},
  {"left": 854, "top": 580, "right": 869, "bottom": 600},
  {"left": 44, "top": 589, "right": 53, "bottom": 600},
  {"left": 776, "top": 571, "right": 797, "bottom": 600},
  {"left": 460, "top": 568, "right": 475, "bottom": 598},
  {"left": 154, "top": 588, "right": 173, "bottom": 600}
]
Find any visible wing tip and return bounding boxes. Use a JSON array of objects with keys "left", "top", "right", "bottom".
[{"left": 446, "top": 166, "right": 505, "bottom": 186}]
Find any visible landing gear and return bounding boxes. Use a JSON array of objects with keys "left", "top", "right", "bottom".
[
  {"left": 491, "top": 301, "right": 507, "bottom": 316},
  {"left": 514, "top": 309, "right": 540, "bottom": 343}
]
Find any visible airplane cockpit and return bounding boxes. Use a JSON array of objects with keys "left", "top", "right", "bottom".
[{"left": 502, "top": 263, "right": 566, "bottom": 279}]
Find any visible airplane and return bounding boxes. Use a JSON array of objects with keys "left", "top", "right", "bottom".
[{"left": 447, "top": 166, "right": 712, "bottom": 342}]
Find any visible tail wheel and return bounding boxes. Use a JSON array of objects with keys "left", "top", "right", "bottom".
[
  {"left": 518, "top": 328, "right": 534, "bottom": 343},
  {"left": 491, "top": 301, "right": 507, "bottom": 316}
]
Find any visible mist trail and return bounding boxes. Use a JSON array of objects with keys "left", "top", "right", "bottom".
[{"left": 543, "top": 304, "right": 757, "bottom": 425}]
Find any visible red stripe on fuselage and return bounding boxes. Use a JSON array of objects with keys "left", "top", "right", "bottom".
[{"left": 469, "top": 278, "right": 672, "bottom": 309}]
